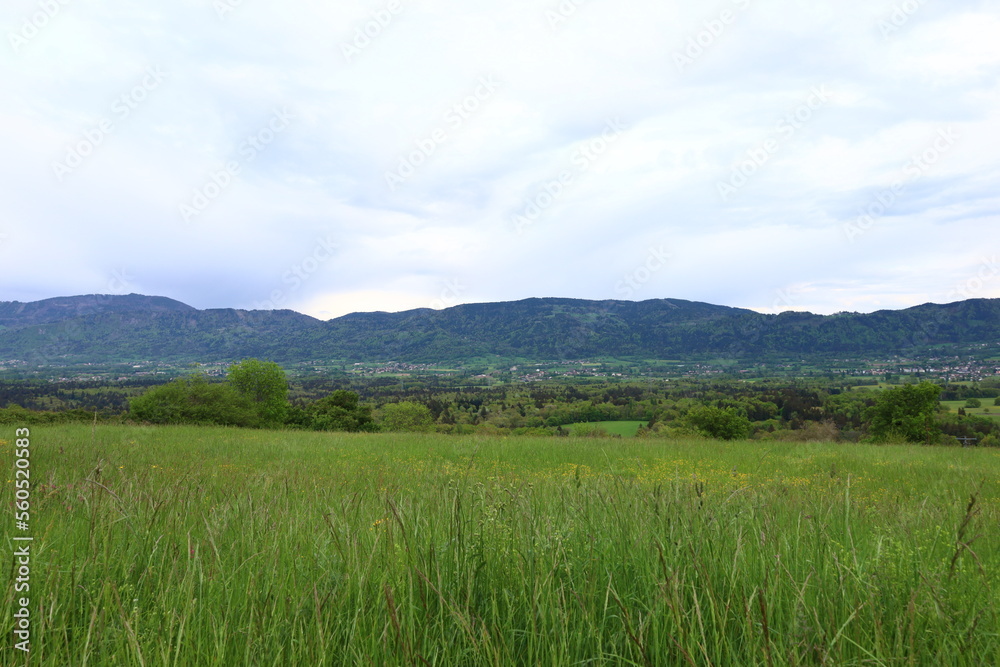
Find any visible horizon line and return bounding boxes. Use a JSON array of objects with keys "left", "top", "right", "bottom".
[{"left": 1, "top": 292, "right": 985, "bottom": 321}]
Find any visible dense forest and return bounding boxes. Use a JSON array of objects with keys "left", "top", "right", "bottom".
[{"left": 2, "top": 294, "right": 1000, "bottom": 366}]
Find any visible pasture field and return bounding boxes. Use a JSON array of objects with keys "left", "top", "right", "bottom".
[
  {"left": 3, "top": 426, "right": 999, "bottom": 665},
  {"left": 940, "top": 400, "right": 1000, "bottom": 421},
  {"left": 568, "top": 421, "right": 648, "bottom": 437}
]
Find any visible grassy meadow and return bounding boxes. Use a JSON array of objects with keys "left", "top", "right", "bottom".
[
  {"left": 3, "top": 425, "right": 1000, "bottom": 665},
  {"left": 941, "top": 400, "right": 1000, "bottom": 421},
  {"left": 567, "top": 421, "right": 648, "bottom": 437}
]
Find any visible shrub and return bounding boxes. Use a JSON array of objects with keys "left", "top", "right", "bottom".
[
  {"left": 129, "top": 376, "right": 259, "bottom": 427},
  {"left": 864, "top": 381, "right": 941, "bottom": 443},
  {"left": 308, "top": 391, "right": 377, "bottom": 432},
  {"left": 228, "top": 359, "right": 289, "bottom": 428},
  {"left": 0, "top": 405, "right": 99, "bottom": 425},
  {"left": 378, "top": 401, "right": 434, "bottom": 432},
  {"left": 682, "top": 405, "right": 752, "bottom": 441}
]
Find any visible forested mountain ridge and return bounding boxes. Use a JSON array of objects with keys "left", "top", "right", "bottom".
[
  {"left": 0, "top": 294, "right": 195, "bottom": 326},
  {"left": 0, "top": 293, "right": 998, "bottom": 365}
]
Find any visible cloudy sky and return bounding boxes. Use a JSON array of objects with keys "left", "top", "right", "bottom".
[{"left": 2, "top": 0, "right": 998, "bottom": 320}]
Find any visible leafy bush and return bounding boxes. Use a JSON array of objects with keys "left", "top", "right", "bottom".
[
  {"left": 308, "top": 390, "right": 377, "bottom": 432},
  {"left": 0, "top": 405, "right": 99, "bottom": 425},
  {"left": 864, "top": 381, "right": 941, "bottom": 443},
  {"left": 682, "top": 406, "right": 752, "bottom": 441},
  {"left": 228, "top": 359, "right": 289, "bottom": 427},
  {"left": 377, "top": 401, "right": 434, "bottom": 432},
  {"left": 129, "top": 376, "right": 259, "bottom": 427},
  {"left": 938, "top": 413, "right": 998, "bottom": 442}
]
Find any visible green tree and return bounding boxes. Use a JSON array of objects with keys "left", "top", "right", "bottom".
[
  {"left": 378, "top": 401, "right": 434, "bottom": 432},
  {"left": 965, "top": 398, "right": 982, "bottom": 409},
  {"left": 227, "top": 359, "right": 289, "bottom": 427},
  {"left": 682, "top": 405, "right": 752, "bottom": 441},
  {"left": 864, "top": 381, "right": 941, "bottom": 443},
  {"left": 823, "top": 391, "right": 876, "bottom": 429},
  {"left": 129, "top": 376, "right": 258, "bottom": 427},
  {"left": 309, "top": 390, "right": 377, "bottom": 432}
]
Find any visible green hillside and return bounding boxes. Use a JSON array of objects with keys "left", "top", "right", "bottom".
[{"left": 1, "top": 293, "right": 998, "bottom": 366}]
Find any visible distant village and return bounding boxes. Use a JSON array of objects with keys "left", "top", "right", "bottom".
[{"left": 2, "top": 352, "right": 998, "bottom": 385}]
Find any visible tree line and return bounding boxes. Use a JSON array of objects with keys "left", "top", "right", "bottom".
[{"left": 2, "top": 360, "right": 999, "bottom": 445}]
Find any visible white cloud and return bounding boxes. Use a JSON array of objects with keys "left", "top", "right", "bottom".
[{"left": 1, "top": 0, "right": 998, "bottom": 316}]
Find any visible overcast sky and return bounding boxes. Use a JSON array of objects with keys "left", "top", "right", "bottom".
[{"left": 1, "top": 0, "right": 998, "bottom": 320}]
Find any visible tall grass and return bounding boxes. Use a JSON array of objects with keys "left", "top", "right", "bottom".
[{"left": 3, "top": 425, "right": 999, "bottom": 665}]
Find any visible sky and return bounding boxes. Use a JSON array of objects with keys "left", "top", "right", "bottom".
[{"left": 1, "top": 0, "right": 999, "bottom": 320}]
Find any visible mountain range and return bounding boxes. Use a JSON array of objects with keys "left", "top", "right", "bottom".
[{"left": 1, "top": 293, "right": 998, "bottom": 366}]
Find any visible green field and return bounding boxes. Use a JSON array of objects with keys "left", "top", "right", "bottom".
[
  {"left": 941, "top": 400, "right": 1000, "bottom": 421},
  {"left": 4, "top": 426, "right": 1000, "bottom": 665},
  {"left": 567, "top": 420, "right": 648, "bottom": 437}
]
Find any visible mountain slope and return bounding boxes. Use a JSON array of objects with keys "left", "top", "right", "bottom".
[
  {"left": 0, "top": 294, "right": 195, "bottom": 326},
  {"left": 0, "top": 294, "right": 997, "bottom": 365}
]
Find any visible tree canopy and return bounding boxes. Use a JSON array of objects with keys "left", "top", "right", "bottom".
[
  {"left": 379, "top": 401, "right": 434, "bottom": 432},
  {"left": 227, "top": 359, "right": 289, "bottom": 427},
  {"left": 864, "top": 381, "right": 942, "bottom": 443},
  {"left": 129, "top": 375, "right": 258, "bottom": 427},
  {"left": 682, "top": 405, "right": 752, "bottom": 441},
  {"left": 308, "top": 390, "right": 377, "bottom": 432}
]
